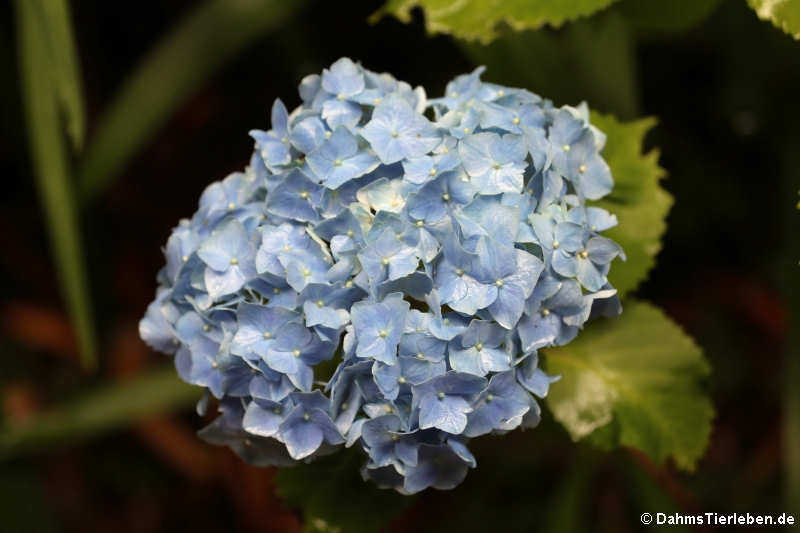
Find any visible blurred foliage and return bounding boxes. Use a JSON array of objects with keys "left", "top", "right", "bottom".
[
  {"left": 373, "top": 0, "right": 619, "bottom": 42},
  {"left": 14, "top": 0, "right": 96, "bottom": 371},
  {"left": 276, "top": 449, "right": 413, "bottom": 533},
  {"left": 545, "top": 300, "right": 712, "bottom": 471},
  {"left": 77, "top": 0, "right": 305, "bottom": 204},
  {"left": 748, "top": 0, "right": 800, "bottom": 39},
  {"left": 28, "top": 0, "right": 85, "bottom": 151},
  {"left": 463, "top": 11, "right": 639, "bottom": 118},
  {"left": 618, "top": 0, "right": 722, "bottom": 33},
  {"left": 0, "top": 366, "right": 197, "bottom": 458}
]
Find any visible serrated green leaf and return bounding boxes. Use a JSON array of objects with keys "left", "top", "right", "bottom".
[
  {"left": 748, "top": 0, "right": 800, "bottom": 39},
  {"left": 77, "top": 0, "right": 305, "bottom": 204},
  {"left": 15, "top": 0, "right": 97, "bottom": 371},
  {"left": 373, "top": 0, "right": 620, "bottom": 43},
  {"left": 544, "top": 300, "right": 713, "bottom": 471},
  {"left": 0, "top": 366, "right": 198, "bottom": 459},
  {"left": 276, "top": 448, "right": 413, "bottom": 533},
  {"left": 590, "top": 112, "right": 671, "bottom": 298}
]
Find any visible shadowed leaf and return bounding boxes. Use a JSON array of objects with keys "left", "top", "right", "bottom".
[{"left": 545, "top": 300, "right": 713, "bottom": 471}]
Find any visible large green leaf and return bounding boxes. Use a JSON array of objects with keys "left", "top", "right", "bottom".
[
  {"left": 545, "top": 300, "right": 713, "bottom": 471},
  {"left": 276, "top": 448, "right": 413, "bottom": 533},
  {"left": 590, "top": 112, "right": 671, "bottom": 298},
  {"left": 0, "top": 366, "right": 198, "bottom": 459},
  {"left": 748, "top": 0, "right": 800, "bottom": 39},
  {"left": 77, "top": 0, "right": 305, "bottom": 204},
  {"left": 15, "top": 0, "right": 97, "bottom": 371},
  {"left": 373, "top": 0, "right": 620, "bottom": 42}
]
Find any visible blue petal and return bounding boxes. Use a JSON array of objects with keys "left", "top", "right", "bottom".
[{"left": 278, "top": 408, "right": 324, "bottom": 460}]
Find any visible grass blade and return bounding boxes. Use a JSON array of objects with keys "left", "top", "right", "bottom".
[
  {"left": 0, "top": 366, "right": 198, "bottom": 459},
  {"left": 15, "top": 0, "right": 97, "bottom": 371},
  {"left": 77, "top": 0, "right": 305, "bottom": 203},
  {"left": 34, "top": 0, "right": 86, "bottom": 151}
]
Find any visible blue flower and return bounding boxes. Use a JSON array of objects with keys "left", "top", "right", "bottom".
[
  {"left": 471, "top": 238, "right": 544, "bottom": 329},
  {"left": 448, "top": 320, "right": 511, "bottom": 377},
  {"left": 299, "top": 282, "right": 360, "bottom": 330},
  {"left": 249, "top": 99, "right": 292, "bottom": 171},
  {"left": 277, "top": 391, "right": 345, "bottom": 460},
  {"left": 406, "top": 170, "right": 475, "bottom": 224},
  {"left": 458, "top": 132, "right": 527, "bottom": 194},
  {"left": 139, "top": 288, "right": 179, "bottom": 354},
  {"left": 518, "top": 277, "right": 585, "bottom": 350},
  {"left": 321, "top": 58, "right": 365, "bottom": 100},
  {"left": 463, "top": 371, "right": 531, "bottom": 437},
  {"left": 357, "top": 228, "right": 420, "bottom": 286},
  {"left": 197, "top": 171, "right": 261, "bottom": 229},
  {"left": 373, "top": 355, "right": 446, "bottom": 401},
  {"left": 516, "top": 353, "right": 561, "bottom": 398},
  {"left": 263, "top": 333, "right": 336, "bottom": 391},
  {"left": 351, "top": 294, "right": 410, "bottom": 365},
  {"left": 362, "top": 95, "right": 441, "bottom": 164},
  {"left": 243, "top": 397, "right": 292, "bottom": 439},
  {"left": 265, "top": 169, "right": 324, "bottom": 223},
  {"left": 306, "top": 127, "right": 380, "bottom": 189},
  {"left": 361, "top": 414, "right": 422, "bottom": 468},
  {"left": 401, "top": 442, "right": 475, "bottom": 493},
  {"left": 141, "top": 58, "right": 626, "bottom": 494},
  {"left": 199, "top": 402, "right": 296, "bottom": 467},
  {"left": 230, "top": 302, "right": 305, "bottom": 359},
  {"left": 197, "top": 218, "right": 257, "bottom": 300},
  {"left": 411, "top": 371, "right": 487, "bottom": 434}
]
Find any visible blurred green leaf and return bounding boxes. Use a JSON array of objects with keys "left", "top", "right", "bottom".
[
  {"left": 31, "top": 0, "right": 86, "bottom": 151},
  {"left": 545, "top": 300, "right": 713, "bottom": 471},
  {"left": 622, "top": 457, "right": 691, "bottom": 532},
  {"left": 463, "top": 12, "right": 639, "bottom": 118},
  {"left": 541, "top": 454, "right": 591, "bottom": 533},
  {"left": 0, "top": 467, "right": 57, "bottom": 533},
  {"left": 617, "top": 0, "right": 722, "bottom": 33},
  {"left": 589, "top": 112, "right": 671, "bottom": 298},
  {"left": 276, "top": 448, "right": 413, "bottom": 533},
  {"left": 373, "top": 0, "right": 620, "bottom": 43},
  {"left": 0, "top": 366, "right": 198, "bottom": 459},
  {"left": 77, "top": 0, "right": 305, "bottom": 203},
  {"left": 15, "top": 0, "right": 97, "bottom": 371},
  {"left": 748, "top": 0, "right": 800, "bottom": 39}
]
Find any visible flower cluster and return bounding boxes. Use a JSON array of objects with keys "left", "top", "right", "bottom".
[{"left": 140, "top": 58, "right": 624, "bottom": 494}]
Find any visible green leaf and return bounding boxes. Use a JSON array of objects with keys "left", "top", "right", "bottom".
[
  {"left": 77, "top": 0, "right": 306, "bottom": 204},
  {"left": 544, "top": 300, "right": 713, "bottom": 471},
  {"left": 32, "top": 0, "right": 86, "bottom": 151},
  {"left": 617, "top": 0, "right": 722, "bottom": 33},
  {"left": 0, "top": 366, "right": 198, "bottom": 459},
  {"left": 276, "top": 448, "right": 413, "bottom": 533},
  {"left": 589, "top": 112, "right": 671, "bottom": 298},
  {"left": 373, "top": 0, "right": 620, "bottom": 43},
  {"left": 748, "top": 0, "right": 800, "bottom": 39},
  {"left": 15, "top": 0, "right": 97, "bottom": 371}
]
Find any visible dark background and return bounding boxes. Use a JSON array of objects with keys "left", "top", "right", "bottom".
[{"left": 1, "top": 0, "right": 798, "bottom": 531}]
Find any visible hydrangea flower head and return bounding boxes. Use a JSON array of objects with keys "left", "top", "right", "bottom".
[{"left": 140, "top": 59, "right": 624, "bottom": 494}]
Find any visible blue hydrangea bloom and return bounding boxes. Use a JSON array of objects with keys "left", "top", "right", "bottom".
[{"left": 140, "top": 59, "right": 624, "bottom": 494}]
